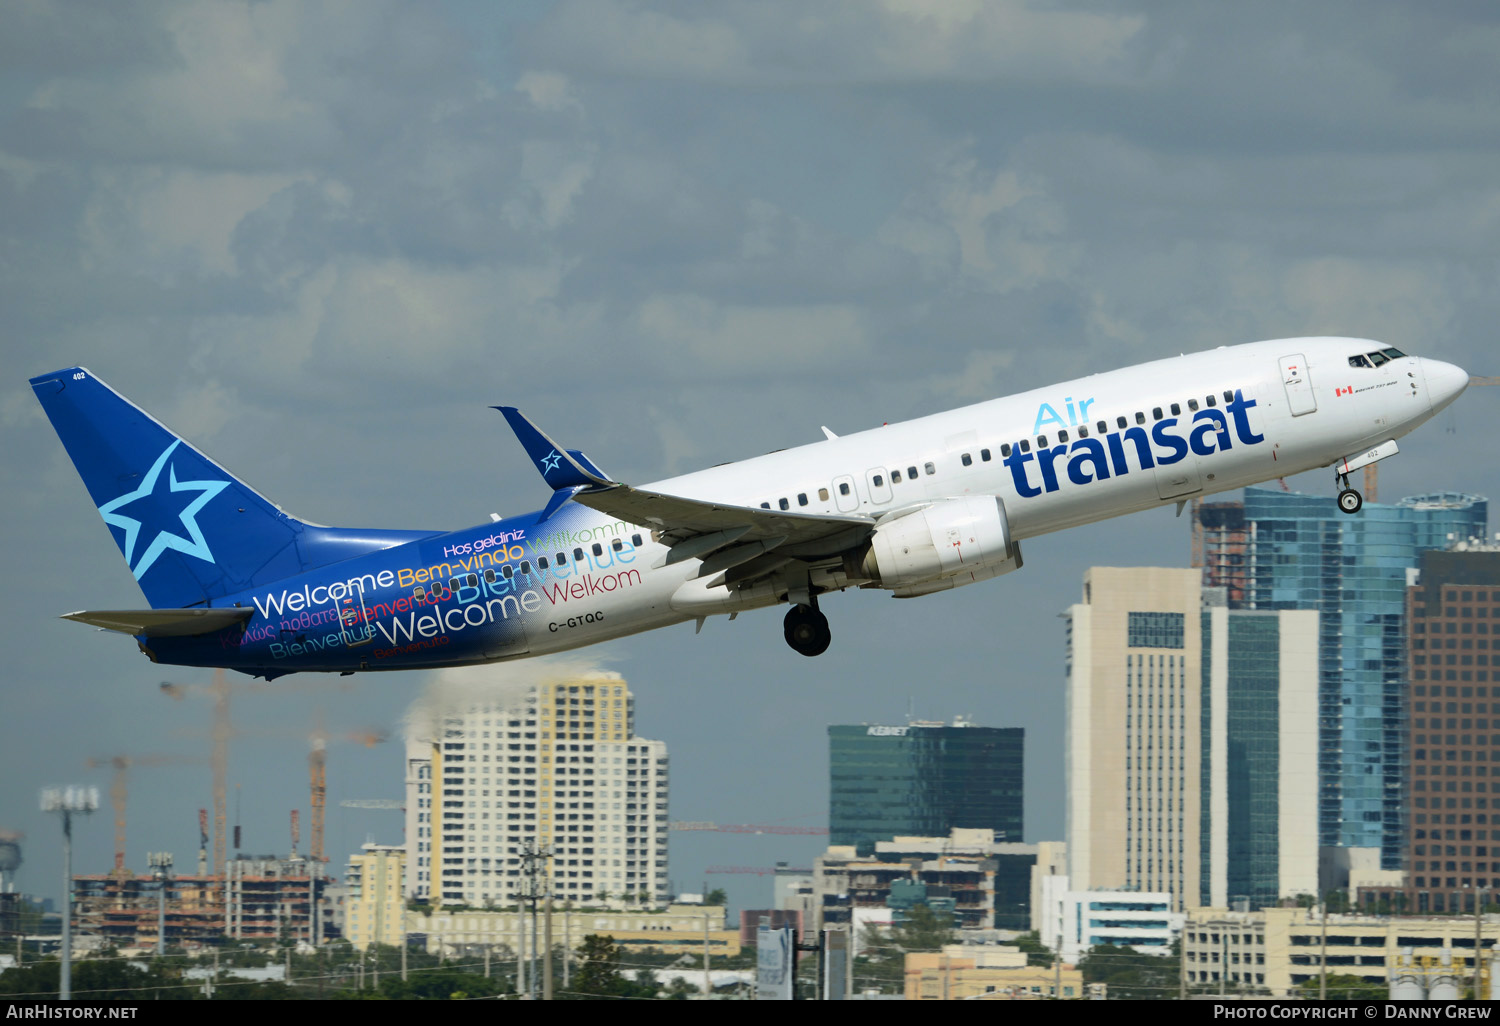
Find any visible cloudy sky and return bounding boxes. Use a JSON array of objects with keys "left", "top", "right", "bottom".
[{"left": 3, "top": 0, "right": 1498, "bottom": 916}]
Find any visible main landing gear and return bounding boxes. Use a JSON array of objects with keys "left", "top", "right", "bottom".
[
  {"left": 1336, "top": 473, "right": 1363, "bottom": 515},
  {"left": 784, "top": 602, "right": 831, "bottom": 657}
]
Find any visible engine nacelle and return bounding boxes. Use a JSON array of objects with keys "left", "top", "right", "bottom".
[{"left": 848, "top": 495, "right": 1022, "bottom": 593}]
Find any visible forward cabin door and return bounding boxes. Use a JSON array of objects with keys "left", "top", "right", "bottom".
[{"left": 1279, "top": 353, "right": 1317, "bottom": 416}]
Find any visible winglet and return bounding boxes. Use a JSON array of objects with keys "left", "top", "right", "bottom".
[{"left": 495, "top": 407, "right": 613, "bottom": 491}]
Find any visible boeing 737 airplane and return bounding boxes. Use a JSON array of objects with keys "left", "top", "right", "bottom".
[{"left": 31, "top": 337, "right": 1468, "bottom": 676}]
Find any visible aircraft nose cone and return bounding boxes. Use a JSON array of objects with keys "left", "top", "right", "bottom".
[{"left": 1422, "top": 358, "right": 1469, "bottom": 413}]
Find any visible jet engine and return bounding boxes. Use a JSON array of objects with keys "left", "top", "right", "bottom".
[{"left": 847, "top": 495, "right": 1022, "bottom": 595}]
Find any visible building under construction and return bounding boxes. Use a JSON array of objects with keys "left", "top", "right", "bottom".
[
  {"left": 72, "top": 874, "right": 224, "bottom": 950},
  {"left": 225, "top": 855, "right": 329, "bottom": 944},
  {"left": 1190, "top": 498, "right": 1252, "bottom": 606},
  {"left": 72, "top": 856, "right": 331, "bottom": 950}
]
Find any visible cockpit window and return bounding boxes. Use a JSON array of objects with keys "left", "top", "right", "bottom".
[
  {"left": 1368, "top": 350, "right": 1389, "bottom": 367},
  {"left": 1382, "top": 347, "right": 1405, "bottom": 360},
  {"left": 1349, "top": 354, "right": 1372, "bottom": 369}
]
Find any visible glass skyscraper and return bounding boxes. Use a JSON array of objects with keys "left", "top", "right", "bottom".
[
  {"left": 828, "top": 721, "right": 1023, "bottom": 851},
  {"left": 1235, "top": 487, "right": 1488, "bottom": 867}
]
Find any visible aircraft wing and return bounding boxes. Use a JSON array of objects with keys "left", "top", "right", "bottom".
[
  {"left": 568, "top": 482, "right": 874, "bottom": 555},
  {"left": 62, "top": 607, "right": 255, "bottom": 638},
  {"left": 498, "top": 405, "right": 875, "bottom": 563}
]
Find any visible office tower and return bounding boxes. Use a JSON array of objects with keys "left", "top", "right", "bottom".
[
  {"left": 1405, "top": 543, "right": 1500, "bottom": 913},
  {"left": 1065, "top": 567, "right": 1319, "bottom": 911},
  {"left": 827, "top": 720, "right": 1022, "bottom": 851},
  {"left": 1198, "top": 601, "right": 1320, "bottom": 908},
  {"left": 404, "top": 672, "right": 668, "bottom": 906},
  {"left": 1210, "top": 487, "right": 1488, "bottom": 868}
]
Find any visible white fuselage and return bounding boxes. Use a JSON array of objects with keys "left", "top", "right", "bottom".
[{"left": 514, "top": 336, "right": 1467, "bottom": 656}]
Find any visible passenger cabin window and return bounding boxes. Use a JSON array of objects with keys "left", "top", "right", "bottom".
[
  {"left": 778, "top": 497, "right": 789, "bottom": 510},
  {"left": 907, "top": 465, "right": 918, "bottom": 479},
  {"left": 891, "top": 470, "right": 902, "bottom": 483},
  {"left": 414, "top": 586, "right": 426, "bottom": 599},
  {"left": 468, "top": 573, "right": 478, "bottom": 587},
  {"left": 1152, "top": 407, "right": 1163, "bottom": 420},
  {"left": 1205, "top": 395, "right": 1216, "bottom": 408},
  {"left": 573, "top": 547, "right": 585, "bottom": 562},
  {"left": 484, "top": 568, "right": 496, "bottom": 583},
  {"left": 1019, "top": 439, "right": 1030, "bottom": 453},
  {"left": 1223, "top": 390, "right": 1233, "bottom": 402},
  {"left": 537, "top": 557, "right": 549, "bottom": 570},
  {"left": 520, "top": 561, "right": 531, "bottom": 575},
  {"left": 839, "top": 482, "right": 851, "bottom": 496},
  {"left": 924, "top": 462, "right": 936, "bottom": 475},
  {"left": 818, "top": 487, "right": 830, "bottom": 501},
  {"left": 960, "top": 454, "right": 972, "bottom": 467},
  {"left": 1058, "top": 430, "right": 1069, "bottom": 443},
  {"left": 502, "top": 565, "right": 514, "bottom": 579},
  {"left": 556, "top": 552, "right": 567, "bottom": 565},
  {"left": 591, "top": 543, "right": 603, "bottom": 557},
  {"left": 612, "top": 538, "right": 623, "bottom": 551},
  {"left": 1170, "top": 403, "right": 1180, "bottom": 416},
  {"left": 981, "top": 448, "right": 992, "bottom": 461},
  {"left": 760, "top": 502, "right": 771, "bottom": 509},
  {"left": 1001, "top": 443, "right": 1012, "bottom": 458},
  {"left": 1037, "top": 435, "right": 1048, "bottom": 448},
  {"left": 873, "top": 474, "right": 885, "bottom": 487},
  {"left": 797, "top": 493, "right": 808, "bottom": 506},
  {"left": 1117, "top": 416, "right": 1128, "bottom": 429},
  {"left": 1135, "top": 412, "right": 1146, "bottom": 425},
  {"left": 1077, "top": 426, "right": 1088, "bottom": 438},
  {"left": 1188, "top": 399, "right": 1199, "bottom": 411}
]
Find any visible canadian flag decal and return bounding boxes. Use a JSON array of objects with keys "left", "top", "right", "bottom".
[{"left": 1335, "top": 386, "right": 1353, "bottom": 397}]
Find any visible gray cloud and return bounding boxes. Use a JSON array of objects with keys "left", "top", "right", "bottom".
[{"left": 3, "top": 0, "right": 1497, "bottom": 916}]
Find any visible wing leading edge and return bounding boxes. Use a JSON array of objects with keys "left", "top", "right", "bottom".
[{"left": 497, "top": 407, "right": 875, "bottom": 573}]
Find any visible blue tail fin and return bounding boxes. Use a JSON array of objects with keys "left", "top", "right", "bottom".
[{"left": 31, "top": 368, "right": 436, "bottom": 609}]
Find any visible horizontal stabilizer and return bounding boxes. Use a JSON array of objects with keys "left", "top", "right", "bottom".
[
  {"left": 62, "top": 607, "right": 254, "bottom": 638},
  {"left": 495, "top": 406, "right": 611, "bottom": 491}
]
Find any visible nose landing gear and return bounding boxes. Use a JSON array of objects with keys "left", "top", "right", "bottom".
[
  {"left": 1336, "top": 474, "right": 1363, "bottom": 515},
  {"left": 784, "top": 603, "right": 831, "bottom": 657}
]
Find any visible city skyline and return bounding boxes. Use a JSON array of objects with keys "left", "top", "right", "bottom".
[{"left": 4, "top": 2, "right": 1500, "bottom": 918}]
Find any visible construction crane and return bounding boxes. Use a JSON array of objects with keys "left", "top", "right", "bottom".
[
  {"left": 670, "top": 821, "right": 827, "bottom": 835},
  {"left": 84, "top": 753, "right": 188, "bottom": 883},
  {"left": 308, "top": 726, "right": 386, "bottom": 863},
  {"left": 339, "top": 799, "right": 404, "bottom": 810},
  {"left": 704, "top": 865, "right": 812, "bottom": 876},
  {"left": 161, "top": 669, "right": 233, "bottom": 880},
  {"left": 197, "top": 809, "right": 208, "bottom": 876}
]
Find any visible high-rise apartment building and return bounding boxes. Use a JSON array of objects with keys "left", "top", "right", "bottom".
[
  {"left": 404, "top": 672, "right": 668, "bottom": 906},
  {"left": 1064, "top": 567, "right": 1319, "bottom": 911},
  {"left": 828, "top": 720, "right": 1022, "bottom": 851},
  {"left": 1404, "top": 543, "right": 1500, "bottom": 913},
  {"left": 1201, "top": 487, "right": 1488, "bottom": 868},
  {"left": 345, "top": 843, "right": 406, "bottom": 950}
]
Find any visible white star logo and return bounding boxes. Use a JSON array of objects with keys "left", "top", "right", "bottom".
[
  {"left": 97, "top": 440, "right": 230, "bottom": 580},
  {"left": 539, "top": 449, "right": 564, "bottom": 474}
]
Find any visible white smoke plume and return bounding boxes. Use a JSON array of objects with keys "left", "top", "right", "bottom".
[{"left": 402, "top": 656, "right": 621, "bottom": 743}]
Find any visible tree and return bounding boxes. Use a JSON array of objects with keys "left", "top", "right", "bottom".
[
  {"left": 1078, "top": 943, "right": 1178, "bottom": 1000},
  {"left": 706, "top": 888, "right": 727, "bottom": 906},
  {"left": 889, "top": 903, "right": 956, "bottom": 952},
  {"left": 1011, "top": 931, "right": 1055, "bottom": 969},
  {"left": 1296, "top": 974, "right": 1387, "bottom": 1001},
  {"left": 574, "top": 934, "right": 625, "bottom": 997}
]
